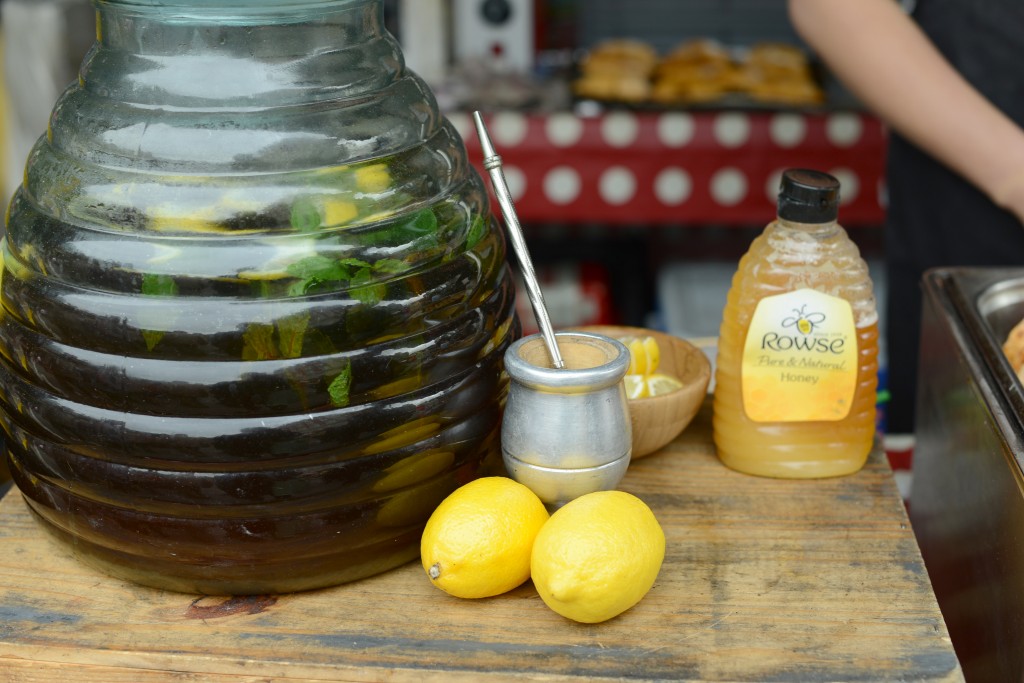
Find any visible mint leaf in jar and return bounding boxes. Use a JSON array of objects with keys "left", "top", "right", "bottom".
[
  {"left": 277, "top": 312, "right": 310, "bottom": 359},
  {"left": 407, "top": 209, "right": 437, "bottom": 235},
  {"left": 338, "top": 257, "right": 372, "bottom": 270},
  {"left": 242, "top": 323, "right": 277, "bottom": 361},
  {"left": 372, "top": 258, "right": 410, "bottom": 275},
  {"left": 141, "top": 330, "right": 163, "bottom": 352},
  {"left": 141, "top": 273, "right": 178, "bottom": 297},
  {"left": 287, "top": 255, "right": 350, "bottom": 281},
  {"left": 291, "top": 198, "right": 322, "bottom": 232},
  {"left": 349, "top": 266, "right": 386, "bottom": 306},
  {"left": 286, "top": 255, "right": 353, "bottom": 296},
  {"left": 466, "top": 216, "right": 488, "bottom": 250},
  {"left": 376, "top": 209, "right": 438, "bottom": 246},
  {"left": 140, "top": 273, "right": 178, "bottom": 350},
  {"left": 328, "top": 362, "right": 352, "bottom": 408}
]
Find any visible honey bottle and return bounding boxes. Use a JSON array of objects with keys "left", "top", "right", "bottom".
[{"left": 713, "top": 169, "right": 879, "bottom": 478}]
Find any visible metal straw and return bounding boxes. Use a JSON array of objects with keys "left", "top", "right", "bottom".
[{"left": 473, "top": 111, "right": 565, "bottom": 369}]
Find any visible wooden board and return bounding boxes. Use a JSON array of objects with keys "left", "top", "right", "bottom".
[{"left": 0, "top": 402, "right": 963, "bottom": 682}]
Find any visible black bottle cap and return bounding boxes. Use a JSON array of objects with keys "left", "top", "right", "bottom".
[{"left": 777, "top": 168, "right": 840, "bottom": 223}]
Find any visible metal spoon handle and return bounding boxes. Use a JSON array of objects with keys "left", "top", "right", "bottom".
[{"left": 473, "top": 112, "right": 564, "bottom": 369}]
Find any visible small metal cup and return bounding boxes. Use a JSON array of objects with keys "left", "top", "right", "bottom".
[{"left": 501, "top": 331, "right": 632, "bottom": 508}]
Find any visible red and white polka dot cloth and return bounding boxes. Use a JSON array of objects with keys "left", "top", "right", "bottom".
[{"left": 452, "top": 110, "right": 887, "bottom": 226}]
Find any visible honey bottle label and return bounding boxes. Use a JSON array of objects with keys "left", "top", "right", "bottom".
[{"left": 741, "top": 288, "right": 858, "bottom": 422}]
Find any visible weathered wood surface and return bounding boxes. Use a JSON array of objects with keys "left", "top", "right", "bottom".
[{"left": 0, "top": 402, "right": 963, "bottom": 682}]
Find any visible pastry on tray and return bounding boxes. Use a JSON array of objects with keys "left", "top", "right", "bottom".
[
  {"left": 574, "top": 39, "right": 657, "bottom": 103},
  {"left": 1003, "top": 317, "right": 1024, "bottom": 379},
  {"left": 574, "top": 37, "right": 824, "bottom": 108},
  {"left": 737, "top": 42, "right": 825, "bottom": 106},
  {"left": 651, "top": 39, "right": 741, "bottom": 105}
]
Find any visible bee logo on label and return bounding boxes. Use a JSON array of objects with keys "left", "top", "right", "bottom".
[{"left": 782, "top": 305, "right": 825, "bottom": 335}]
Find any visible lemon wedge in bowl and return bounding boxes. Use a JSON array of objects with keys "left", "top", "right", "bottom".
[
  {"left": 623, "top": 372, "right": 684, "bottom": 399},
  {"left": 622, "top": 335, "right": 661, "bottom": 375}
]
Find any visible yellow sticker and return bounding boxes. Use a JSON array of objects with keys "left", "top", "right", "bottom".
[{"left": 741, "top": 288, "right": 858, "bottom": 422}]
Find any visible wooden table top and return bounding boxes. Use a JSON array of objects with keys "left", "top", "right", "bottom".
[{"left": 0, "top": 401, "right": 963, "bottom": 682}]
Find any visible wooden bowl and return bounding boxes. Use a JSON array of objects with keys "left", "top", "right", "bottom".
[{"left": 574, "top": 325, "right": 712, "bottom": 459}]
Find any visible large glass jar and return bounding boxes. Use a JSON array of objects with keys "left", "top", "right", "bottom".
[{"left": 0, "top": 0, "right": 517, "bottom": 594}]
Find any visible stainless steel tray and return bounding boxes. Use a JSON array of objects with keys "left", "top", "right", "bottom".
[
  {"left": 976, "top": 274, "right": 1024, "bottom": 337},
  {"left": 912, "top": 266, "right": 1024, "bottom": 682},
  {"left": 923, "top": 266, "right": 1024, "bottom": 444}
]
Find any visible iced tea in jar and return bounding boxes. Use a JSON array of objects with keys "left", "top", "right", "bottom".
[{"left": 0, "top": 0, "right": 517, "bottom": 593}]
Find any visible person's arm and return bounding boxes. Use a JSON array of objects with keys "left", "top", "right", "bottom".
[{"left": 788, "top": 0, "right": 1024, "bottom": 223}]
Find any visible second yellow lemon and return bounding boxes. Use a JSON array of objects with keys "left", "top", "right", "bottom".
[
  {"left": 531, "top": 490, "right": 665, "bottom": 623},
  {"left": 420, "top": 477, "right": 549, "bottom": 599}
]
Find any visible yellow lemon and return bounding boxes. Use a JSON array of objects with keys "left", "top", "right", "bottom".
[
  {"left": 622, "top": 335, "right": 660, "bottom": 376},
  {"left": 531, "top": 490, "right": 665, "bottom": 623},
  {"left": 420, "top": 476, "right": 549, "bottom": 599}
]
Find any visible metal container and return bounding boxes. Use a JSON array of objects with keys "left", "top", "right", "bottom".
[
  {"left": 912, "top": 266, "right": 1024, "bottom": 683},
  {"left": 502, "top": 331, "right": 631, "bottom": 508}
]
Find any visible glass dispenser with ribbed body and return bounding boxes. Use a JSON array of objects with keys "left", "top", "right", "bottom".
[{"left": 0, "top": 0, "right": 517, "bottom": 594}]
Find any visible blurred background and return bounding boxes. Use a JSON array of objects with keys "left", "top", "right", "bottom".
[{"left": 397, "top": 0, "right": 886, "bottom": 352}]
